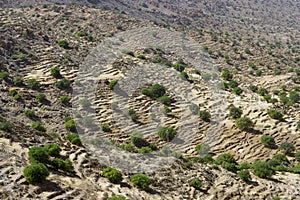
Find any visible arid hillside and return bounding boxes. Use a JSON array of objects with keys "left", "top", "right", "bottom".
[{"left": 0, "top": 2, "right": 300, "bottom": 200}]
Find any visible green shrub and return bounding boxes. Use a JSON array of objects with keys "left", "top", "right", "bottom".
[
  {"left": 233, "top": 87, "right": 243, "bottom": 95},
  {"left": 289, "top": 90, "right": 299, "bottom": 104},
  {"left": 0, "top": 121, "right": 13, "bottom": 132},
  {"left": 13, "top": 94, "right": 22, "bottom": 101},
  {"left": 137, "top": 54, "right": 146, "bottom": 59},
  {"left": 253, "top": 161, "right": 275, "bottom": 179},
  {"left": 36, "top": 93, "right": 46, "bottom": 102},
  {"left": 32, "top": 122, "right": 46, "bottom": 132},
  {"left": 55, "top": 78, "right": 70, "bottom": 89},
  {"left": 238, "top": 170, "right": 251, "bottom": 181},
  {"left": 279, "top": 142, "right": 295, "bottom": 155},
  {"left": 162, "top": 106, "right": 172, "bottom": 115},
  {"left": 235, "top": 117, "right": 254, "bottom": 131},
  {"left": 103, "top": 166, "right": 123, "bottom": 184},
  {"left": 267, "top": 109, "right": 283, "bottom": 120},
  {"left": 249, "top": 85, "right": 258, "bottom": 92},
  {"left": 271, "top": 154, "right": 290, "bottom": 166},
  {"left": 229, "top": 106, "right": 243, "bottom": 119},
  {"left": 173, "top": 63, "right": 185, "bottom": 72},
  {"left": 65, "top": 134, "right": 81, "bottom": 145},
  {"left": 79, "top": 98, "right": 91, "bottom": 107},
  {"left": 108, "top": 195, "right": 127, "bottom": 200},
  {"left": 119, "top": 144, "right": 136, "bottom": 152},
  {"left": 130, "top": 174, "right": 152, "bottom": 189},
  {"left": 261, "top": 135, "right": 276, "bottom": 148},
  {"left": 189, "top": 178, "right": 203, "bottom": 190},
  {"left": 159, "top": 95, "right": 171, "bottom": 105},
  {"left": 43, "top": 143, "right": 61, "bottom": 157},
  {"left": 258, "top": 88, "right": 268, "bottom": 96},
  {"left": 131, "top": 131, "right": 147, "bottom": 148},
  {"left": 23, "top": 163, "right": 49, "bottom": 184},
  {"left": 109, "top": 80, "right": 118, "bottom": 90},
  {"left": 13, "top": 77, "right": 24, "bottom": 86},
  {"left": 221, "top": 69, "right": 233, "bottom": 81},
  {"left": 9, "top": 89, "right": 18, "bottom": 96},
  {"left": 126, "top": 109, "right": 137, "bottom": 122},
  {"left": 51, "top": 158, "right": 74, "bottom": 172},
  {"left": 199, "top": 110, "right": 211, "bottom": 122},
  {"left": 0, "top": 72, "right": 9, "bottom": 80},
  {"left": 138, "top": 147, "right": 152, "bottom": 154},
  {"left": 60, "top": 95, "right": 69, "bottom": 104},
  {"left": 50, "top": 67, "right": 61, "bottom": 78},
  {"left": 57, "top": 40, "right": 69, "bottom": 48},
  {"left": 101, "top": 124, "right": 111, "bottom": 132},
  {"left": 28, "top": 146, "right": 49, "bottom": 164},
  {"left": 65, "top": 119, "right": 76, "bottom": 132},
  {"left": 141, "top": 84, "right": 166, "bottom": 99},
  {"left": 295, "top": 151, "right": 300, "bottom": 162},
  {"left": 27, "top": 79, "right": 40, "bottom": 90},
  {"left": 122, "top": 50, "right": 134, "bottom": 56},
  {"left": 238, "top": 162, "right": 252, "bottom": 170},
  {"left": 215, "top": 153, "right": 237, "bottom": 165},
  {"left": 24, "top": 109, "right": 35, "bottom": 118},
  {"left": 157, "top": 126, "right": 177, "bottom": 141}
]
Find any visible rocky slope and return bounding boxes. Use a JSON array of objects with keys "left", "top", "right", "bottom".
[{"left": 0, "top": 2, "right": 299, "bottom": 200}]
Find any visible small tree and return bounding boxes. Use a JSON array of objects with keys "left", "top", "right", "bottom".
[
  {"left": 23, "top": 163, "right": 49, "bottom": 184},
  {"left": 229, "top": 106, "right": 243, "bottom": 119},
  {"left": 103, "top": 166, "right": 123, "bottom": 184},
  {"left": 215, "top": 153, "right": 237, "bottom": 165},
  {"left": 238, "top": 170, "right": 251, "bottom": 182},
  {"left": 199, "top": 110, "right": 211, "bottom": 122},
  {"left": 253, "top": 161, "right": 275, "bottom": 179},
  {"left": 261, "top": 135, "right": 276, "bottom": 148},
  {"left": 235, "top": 117, "right": 254, "bottom": 131},
  {"left": 60, "top": 95, "right": 69, "bottom": 104},
  {"left": 279, "top": 142, "right": 295, "bottom": 155},
  {"left": 130, "top": 174, "right": 152, "bottom": 190},
  {"left": 233, "top": 87, "right": 243, "bottom": 95},
  {"left": 157, "top": 126, "right": 177, "bottom": 141}
]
